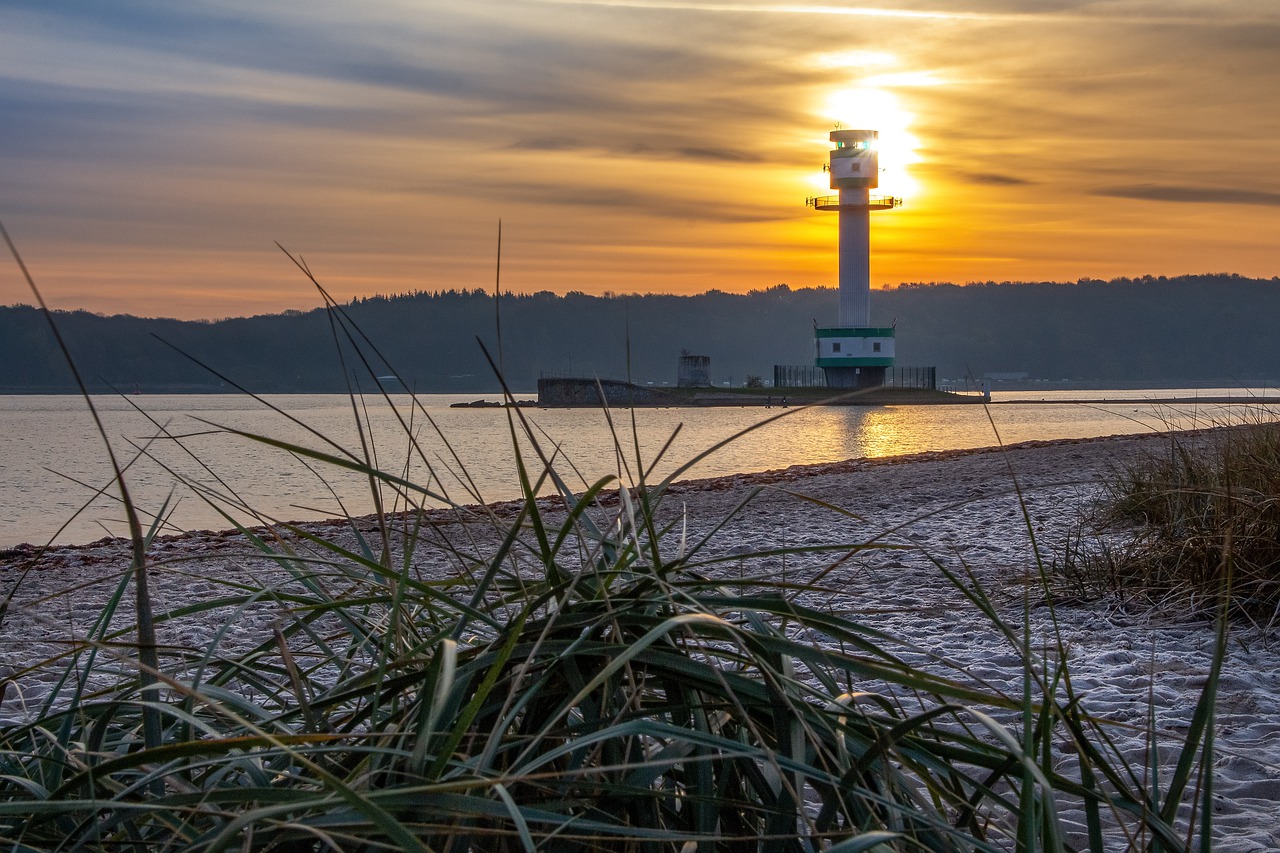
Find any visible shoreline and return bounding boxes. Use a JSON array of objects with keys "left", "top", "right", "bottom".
[
  {"left": 992, "top": 395, "right": 1280, "bottom": 405},
  {"left": 0, "top": 423, "right": 1239, "bottom": 558}
]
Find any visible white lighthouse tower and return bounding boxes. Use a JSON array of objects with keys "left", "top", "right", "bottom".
[{"left": 807, "top": 129, "right": 901, "bottom": 389}]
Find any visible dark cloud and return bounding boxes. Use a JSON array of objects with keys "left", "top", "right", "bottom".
[
  {"left": 671, "top": 146, "right": 763, "bottom": 163},
  {"left": 1, "top": 1, "right": 812, "bottom": 172},
  {"left": 508, "top": 138, "right": 763, "bottom": 163},
  {"left": 959, "top": 172, "right": 1030, "bottom": 186},
  {"left": 0, "top": 4, "right": 663, "bottom": 124},
  {"left": 1094, "top": 185, "right": 1280, "bottom": 207},
  {"left": 4, "top": 1, "right": 262, "bottom": 45},
  {"left": 0, "top": 85, "right": 158, "bottom": 158},
  {"left": 431, "top": 179, "right": 781, "bottom": 224},
  {"left": 510, "top": 137, "right": 580, "bottom": 152},
  {"left": 618, "top": 143, "right": 764, "bottom": 163}
]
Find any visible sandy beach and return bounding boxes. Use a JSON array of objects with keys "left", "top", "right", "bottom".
[{"left": 3, "top": 427, "right": 1279, "bottom": 850}]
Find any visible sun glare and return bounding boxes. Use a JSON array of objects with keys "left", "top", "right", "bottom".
[{"left": 822, "top": 85, "right": 922, "bottom": 198}]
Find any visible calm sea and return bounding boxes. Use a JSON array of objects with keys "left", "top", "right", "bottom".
[{"left": 2, "top": 390, "right": 1275, "bottom": 548}]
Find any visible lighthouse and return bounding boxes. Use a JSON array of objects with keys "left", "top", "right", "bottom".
[{"left": 807, "top": 129, "right": 901, "bottom": 389}]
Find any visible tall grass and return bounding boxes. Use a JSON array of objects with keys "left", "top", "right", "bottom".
[
  {"left": 1062, "top": 421, "right": 1280, "bottom": 622},
  {"left": 0, "top": 239, "right": 1227, "bottom": 850}
]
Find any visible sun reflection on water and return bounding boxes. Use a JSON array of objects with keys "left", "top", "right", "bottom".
[{"left": 851, "top": 408, "right": 915, "bottom": 458}]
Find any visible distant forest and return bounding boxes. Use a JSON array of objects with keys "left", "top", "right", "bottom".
[{"left": 2, "top": 274, "right": 1278, "bottom": 393}]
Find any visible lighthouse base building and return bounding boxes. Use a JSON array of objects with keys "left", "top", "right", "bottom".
[{"left": 814, "top": 326, "right": 895, "bottom": 388}]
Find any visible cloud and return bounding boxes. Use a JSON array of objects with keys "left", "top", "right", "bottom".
[
  {"left": 1094, "top": 185, "right": 1280, "bottom": 207},
  {"left": 509, "top": 137, "right": 762, "bottom": 163},
  {"left": 959, "top": 172, "right": 1030, "bottom": 186}
]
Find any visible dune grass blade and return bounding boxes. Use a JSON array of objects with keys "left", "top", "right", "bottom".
[{"left": 2, "top": 220, "right": 163, "bottom": 760}]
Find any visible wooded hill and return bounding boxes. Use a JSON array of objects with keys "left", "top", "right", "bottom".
[{"left": 2, "top": 274, "right": 1277, "bottom": 393}]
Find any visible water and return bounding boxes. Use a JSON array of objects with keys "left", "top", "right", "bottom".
[{"left": 2, "top": 389, "right": 1275, "bottom": 548}]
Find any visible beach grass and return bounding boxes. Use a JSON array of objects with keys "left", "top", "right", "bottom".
[
  {"left": 1061, "top": 420, "right": 1280, "bottom": 623},
  {"left": 0, "top": 237, "right": 1229, "bottom": 850}
]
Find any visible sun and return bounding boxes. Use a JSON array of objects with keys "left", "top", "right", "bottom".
[{"left": 822, "top": 84, "right": 923, "bottom": 198}]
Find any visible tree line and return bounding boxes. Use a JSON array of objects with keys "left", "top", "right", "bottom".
[{"left": 1, "top": 274, "right": 1277, "bottom": 393}]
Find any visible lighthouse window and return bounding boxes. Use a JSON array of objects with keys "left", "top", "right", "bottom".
[{"left": 872, "top": 342, "right": 881, "bottom": 353}]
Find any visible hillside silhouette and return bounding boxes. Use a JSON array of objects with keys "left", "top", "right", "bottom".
[{"left": 2, "top": 274, "right": 1277, "bottom": 393}]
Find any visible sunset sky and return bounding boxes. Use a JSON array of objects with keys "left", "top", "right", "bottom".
[{"left": 2, "top": 1, "right": 1278, "bottom": 319}]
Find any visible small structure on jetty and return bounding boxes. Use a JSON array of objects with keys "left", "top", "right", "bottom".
[{"left": 677, "top": 353, "right": 712, "bottom": 388}]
